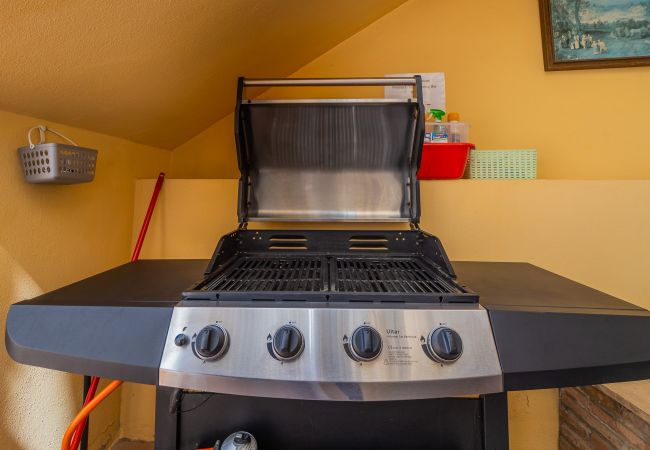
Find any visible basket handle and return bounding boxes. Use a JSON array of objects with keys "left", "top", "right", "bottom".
[
  {"left": 27, "top": 125, "right": 46, "bottom": 149},
  {"left": 28, "top": 125, "right": 78, "bottom": 149}
]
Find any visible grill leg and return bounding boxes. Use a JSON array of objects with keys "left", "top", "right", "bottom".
[
  {"left": 80, "top": 375, "right": 91, "bottom": 450},
  {"left": 155, "top": 386, "right": 181, "bottom": 450},
  {"left": 481, "top": 392, "right": 509, "bottom": 450}
]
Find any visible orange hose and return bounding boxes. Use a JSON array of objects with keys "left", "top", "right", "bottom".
[
  {"left": 61, "top": 380, "right": 123, "bottom": 450},
  {"left": 63, "top": 174, "right": 164, "bottom": 448},
  {"left": 62, "top": 174, "right": 164, "bottom": 449}
]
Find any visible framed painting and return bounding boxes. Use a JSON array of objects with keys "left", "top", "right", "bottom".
[{"left": 539, "top": 0, "right": 650, "bottom": 70}]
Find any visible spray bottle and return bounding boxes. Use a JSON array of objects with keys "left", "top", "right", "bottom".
[{"left": 425, "top": 109, "right": 448, "bottom": 143}]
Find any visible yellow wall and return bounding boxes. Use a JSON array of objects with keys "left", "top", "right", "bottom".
[
  {"left": 170, "top": 0, "right": 650, "bottom": 180},
  {"left": 0, "top": 0, "right": 408, "bottom": 149},
  {"left": 129, "top": 178, "right": 650, "bottom": 449},
  {"left": 5, "top": 1, "right": 647, "bottom": 447},
  {"left": 0, "top": 110, "right": 171, "bottom": 450},
  {"left": 171, "top": 115, "right": 238, "bottom": 179}
]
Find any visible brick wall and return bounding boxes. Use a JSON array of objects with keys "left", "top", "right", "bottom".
[{"left": 559, "top": 386, "right": 650, "bottom": 449}]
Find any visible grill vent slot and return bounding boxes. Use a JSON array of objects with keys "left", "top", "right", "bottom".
[
  {"left": 349, "top": 235, "right": 388, "bottom": 243},
  {"left": 348, "top": 235, "right": 389, "bottom": 251},
  {"left": 269, "top": 243, "right": 308, "bottom": 250},
  {"left": 349, "top": 243, "right": 388, "bottom": 251},
  {"left": 269, "top": 235, "right": 307, "bottom": 242},
  {"left": 269, "top": 235, "right": 309, "bottom": 250}
]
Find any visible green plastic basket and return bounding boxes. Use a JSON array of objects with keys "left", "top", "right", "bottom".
[{"left": 467, "top": 149, "right": 537, "bottom": 179}]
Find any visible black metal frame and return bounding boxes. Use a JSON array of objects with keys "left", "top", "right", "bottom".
[
  {"left": 234, "top": 77, "right": 247, "bottom": 225},
  {"left": 154, "top": 388, "right": 509, "bottom": 450},
  {"left": 481, "top": 393, "right": 509, "bottom": 450},
  {"left": 184, "top": 229, "right": 477, "bottom": 303},
  {"left": 412, "top": 76, "right": 425, "bottom": 224},
  {"left": 80, "top": 375, "right": 91, "bottom": 450}
]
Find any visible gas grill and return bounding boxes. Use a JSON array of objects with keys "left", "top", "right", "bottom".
[
  {"left": 6, "top": 77, "right": 650, "bottom": 450},
  {"left": 157, "top": 77, "right": 503, "bottom": 401}
]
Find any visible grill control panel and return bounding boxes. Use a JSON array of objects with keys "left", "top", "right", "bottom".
[{"left": 160, "top": 306, "right": 502, "bottom": 401}]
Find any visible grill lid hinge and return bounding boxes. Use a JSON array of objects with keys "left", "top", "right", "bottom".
[{"left": 238, "top": 222, "right": 248, "bottom": 230}]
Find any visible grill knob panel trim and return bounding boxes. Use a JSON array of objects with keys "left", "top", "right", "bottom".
[{"left": 160, "top": 306, "right": 504, "bottom": 400}]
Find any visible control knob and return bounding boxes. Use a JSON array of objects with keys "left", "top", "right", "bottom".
[
  {"left": 272, "top": 325, "right": 304, "bottom": 361},
  {"left": 350, "top": 326, "right": 382, "bottom": 361},
  {"left": 427, "top": 327, "right": 462, "bottom": 363},
  {"left": 195, "top": 325, "right": 229, "bottom": 360}
]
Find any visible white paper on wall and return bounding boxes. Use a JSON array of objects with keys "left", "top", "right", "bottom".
[{"left": 384, "top": 72, "right": 445, "bottom": 113}]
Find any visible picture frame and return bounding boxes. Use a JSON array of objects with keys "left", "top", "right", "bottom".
[{"left": 539, "top": 0, "right": 650, "bottom": 71}]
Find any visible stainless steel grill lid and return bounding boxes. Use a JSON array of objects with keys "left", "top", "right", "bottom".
[{"left": 235, "top": 77, "right": 425, "bottom": 223}]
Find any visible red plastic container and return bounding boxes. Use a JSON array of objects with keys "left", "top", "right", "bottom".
[{"left": 417, "top": 143, "right": 475, "bottom": 180}]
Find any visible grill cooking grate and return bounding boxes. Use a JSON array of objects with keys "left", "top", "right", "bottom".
[
  {"left": 334, "top": 258, "right": 457, "bottom": 294},
  {"left": 194, "top": 254, "right": 470, "bottom": 302},
  {"left": 202, "top": 256, "right": 324, "bottom": 292}
]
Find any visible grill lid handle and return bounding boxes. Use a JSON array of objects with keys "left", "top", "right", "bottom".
[{"left": 243, "top": 77, "right": 417, "bottom": 87}]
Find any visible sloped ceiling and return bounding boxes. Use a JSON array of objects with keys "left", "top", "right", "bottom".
[{"left": 0, "top": 0, "right": 407, "bottom": 149}]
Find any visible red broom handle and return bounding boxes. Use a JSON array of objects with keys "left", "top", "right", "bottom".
[
  {"left": 69, "top": 376, "right": 100, "bottom": 450},
  {"left": 131, "top": 172, "right": 165, "bottom": 262},
  {"left": 68, "top": 173, "right": 166, "bottom": 450}
]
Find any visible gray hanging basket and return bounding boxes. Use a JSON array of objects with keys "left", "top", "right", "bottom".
[{"left": 18, "top": 125, "right": 98, "bottom": 184}]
